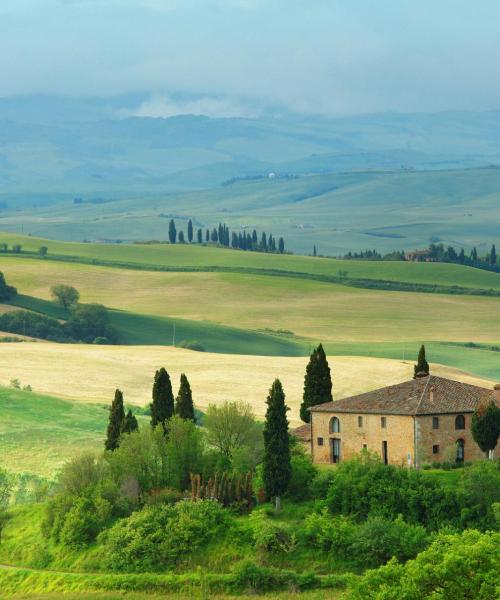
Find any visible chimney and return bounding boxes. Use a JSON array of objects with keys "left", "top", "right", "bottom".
[
  {"left": 494, "top": 384, "right": 500, "bottom": 404},
  {"left": 429, "top": 385, "right": 435, "bottom": 403}
]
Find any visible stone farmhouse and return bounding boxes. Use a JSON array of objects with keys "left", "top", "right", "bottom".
[{"left": 295, "top": 375, "right": 498, "bottom": 467}]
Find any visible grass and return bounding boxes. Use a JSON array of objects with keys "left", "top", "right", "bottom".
[
  {"left": 4, "top": 257, "right": 500, "bottom": 347},
  {"left": 4, "top": 593, "right": 339, "bottom": 600},
  {"left": 0, "top": 386, "right": 111, "bottom": 475},
  {"left": 3, "top": 231, "right": 500, "bottom": 291}
]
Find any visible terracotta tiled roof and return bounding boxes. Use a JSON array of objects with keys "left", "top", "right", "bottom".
[
  {"left": 292, "top": 423, "right": 311, "bottom": 441},
  {"left": 309, "top": 375, "right": 495, "bottom": 416}
]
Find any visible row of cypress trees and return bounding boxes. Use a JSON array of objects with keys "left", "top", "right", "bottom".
[
  {"left": 105, "top": 369, "right": 195, "bottom": 451},
  {"left": 167, "top": 218, "right": 285, "bottom": 254}
]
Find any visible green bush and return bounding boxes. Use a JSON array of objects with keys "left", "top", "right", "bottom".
[
  {"left": 249, "top": 512, "right": 297, "bottom": 554},
  {"left": 102, "top": 500, "right": 229, "bottom": 571},
  {"left": 285, "top": 447, "right": 317, "bottom": 501},
  {"left": 304, "top": 510, "right": 429, "bottom": 567},
  {"left": 459, "top": 459, "right": 500, "bottom": 530},
  {"left": 326, "top": 453, "right": 461, "bottom": 529},
  {"left": 59, "top": 496, "right": 112, "bottom": 548},
  {"left": 344, "top": 530, "right": 499, "bottom": 600}
]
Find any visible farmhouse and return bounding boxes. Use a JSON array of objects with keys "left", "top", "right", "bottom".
[{"left": 307, "top": 375, "right": 498, "bottom": 467}]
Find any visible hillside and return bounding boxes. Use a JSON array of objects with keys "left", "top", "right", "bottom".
[{"left": 2, "top": 167, "right": 500, "bottom": 254}]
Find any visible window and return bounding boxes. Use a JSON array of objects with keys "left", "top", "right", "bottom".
[
  {"left": 381, "top": 416, "right": 387, "bottom": 428},
  {"left": 362, "top": 444, "right": 367, "bottom": 450},
  {"left": 358, "top": 416, "right": 363, "bottom": 427},
  {"left": 331, "top": 438, "right": 341, "bottom": 463},
  {"left": 455, "top": 414, "right": 465, "bottom": 430},
  {"left": 432, "top": 444, "right": 439, "bottom": 454},
  {"left": 330, "top": 417, "right": 340, "bottom": 433},
  {"left": 317, "top": 437, "right": 324, "bottom": 446},
  {"left": 456, "top": 439, "right": 465, "bottom": 463},
  {"left": 432, "top": 416, "right": 439, "bottom": 429}
]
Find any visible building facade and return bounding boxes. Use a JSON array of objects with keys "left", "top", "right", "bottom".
[{"left": 307, "top": 375, "right": 497, "bottom": 467}]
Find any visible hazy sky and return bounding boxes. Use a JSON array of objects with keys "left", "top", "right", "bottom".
[{"left": 1, "top": 0, "right": 499, "bottom": 117}]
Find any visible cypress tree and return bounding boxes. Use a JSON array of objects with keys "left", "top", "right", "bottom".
[
  {"left": 206, "top": 229, "right": 210, "bottom": 242},
  {"left": 263, "top": 379, "right": 291, "bottom": 511},
  {"left": 471, "top": 247, "right": 478, "bottom": 262},
  {"left": 168, "top": 219, "right": 177, "bottom": 244},
  {"left": 313, "top": 245, "right": 317, "bottom": 257},
  {"left": 197, "top": 228, "right": 203, "bottom": 243},
  {"left": 175, "top": 373, "right": 195, "bottom": 421},
  {"left": 260, "top": 232, "right": 267, "bottom": 251},
  {"left": 278, "top": 237, "right": 285, "bottom": 254},
  {"left": 187, "top": 220, "right": 193, "bottom": 243},
  {"left": 300, "top": 344, "right": 333, "bottom": 423},
  {"left": 471, "top": 399, "right": 500, "bottom": 459},
  {"left": 105, "top": 389, "right": 125, "bottom": 451},
  {"left": 252, "top": 229, "right": 258, "bottom": 247},
  {"left": 231, "top": 232, "right": 238, "bottom": 248},
  {"left": 490, "top": 244, "right": 497, "bottom": 265},
  {"left": 151, "top": 368, "right": 174, "bottom": 428},
  {"left": 122, "top": 409, "right": 139, "bottom": 434},
  {"left": 178, "top": 231, "right": 185, "bottom": 243},
  {"left": 413, "top": 344, "right": 430, "bottom": 378}
]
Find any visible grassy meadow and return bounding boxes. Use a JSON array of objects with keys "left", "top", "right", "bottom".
[{"left": 0, "top": 346, "right": 494, "bottom": 475}]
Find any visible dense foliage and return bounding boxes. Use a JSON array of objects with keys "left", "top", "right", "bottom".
[
  {"left": 345, "top": 530, "right": 499, "bottom": 600},
  {"left": 0, "top": 272, "right": 17, "bottom": 301},
  {"left": 0, "top": 303, "right": 117, "bottom": 344},
  {"left": 300, "top": 343, "right": 333, "bottom": 422},
  {"left": 101, "top": 500, "right": 228, "bottom": 571}
]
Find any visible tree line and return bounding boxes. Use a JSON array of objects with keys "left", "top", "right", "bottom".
[
  {"left": 168, "top": 219, "right": 286, "bottom": 254},
  {"left": 343, "top": 242, "right": 500, "bottom": 270}
]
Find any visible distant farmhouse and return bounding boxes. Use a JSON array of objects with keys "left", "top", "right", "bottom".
[
  {"left": 405, "top": 249, "right": 437, "bottom": 262},
  {"left": 295, "top": 375, "right": 498, "bottom": 467}
]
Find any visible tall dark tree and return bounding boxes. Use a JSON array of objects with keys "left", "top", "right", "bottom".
[
  {"left": 187, "top": 219, "right": 194, "bottom": 243},
  {"left": 175, "top": 373, "right": 195, "bottom": 421},
  {"left": 206, "top": 229, "right": 210, "bottom": 242},
  {"left": 105, "top": 389, "right": 125, "bottom": 451},
  {"left": 278, "top": 237, "right": 285, "bottom": 254},
  {"left": 300, "top": 344, "right": 333, "bottom": 423},
  {"left": 260, "top": 232, "right": 267, "bottom": 251},
  {"left": 313, "top": 245, "right": 317, "bottom": 257},
  {"left": 252, "top": 229, "right": 258, "bottom": 247},
  {"left": 263, "top": 379, "right": 291, "bottom": 511},
  {"left": 122, "top": 409, "right": 139, "bottom": 434},
  {"left": 471, "top": 399, "right": 500, "bottom": 459},
  {"left": 197, "top": 228, "right": 203, "bottom": 243},
  {"left": 414, "top": 344, "right": 430, "bottom": 378},
  {"left": 151, "top": 368, "right": 174, "bottom": 428},
  {"left": 168, "top": 219, "right": 177, "bottom": 244},
  {"left": 490, "top": 244, "right": 497, "bottom": 265},
  {"left": 471, "top": 247, "right": 478, "bottom": 262},
  {"left": 178, "top": 231, "right": 185, "bottom": 243}
]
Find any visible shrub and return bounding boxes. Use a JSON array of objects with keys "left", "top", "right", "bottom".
[
  {"left": 325, "top": 453, "right": 460, "bottom": 529},
  {"left": 344, "top": 530, "right": 500, "bottom": 600},
  {"left": 459, "top": 459, "right": 500, "bottom": 530},
  {"left": 59, "top": 495, "right": 112, "bottom": 548},
  {"left": 303, "top": 509, "right": 356, "bottom": 553},
  {"left": 285, "top": 446, "right": 317, "bottom": 501},
  {"left": 349, "top": 515, "right": 429, "bottom": 567},
  {"left": 102, "top": 500, "right": 229, "bottom": 571},
  {"left": 249, "top": 512, "right": 297, "bottom": 554}
]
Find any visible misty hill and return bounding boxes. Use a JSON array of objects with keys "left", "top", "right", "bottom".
[
  {"left": 2, "top": 166, "right": 500, "bottom": 255},
  {"left": 1, "top": 94, "right": 500, "bottom": 201}
]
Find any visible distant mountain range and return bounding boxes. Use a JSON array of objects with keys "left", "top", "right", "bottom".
[
  {"left": 1, "top": 94, "right": 500, "bottom": 200},
  {"left": 1, "top": 94, "right": 500, "bottom": 254}
]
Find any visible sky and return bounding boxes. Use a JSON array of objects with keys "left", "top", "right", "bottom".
[{"left": 0, "top": 0, "right": 499, "bottom": 117}]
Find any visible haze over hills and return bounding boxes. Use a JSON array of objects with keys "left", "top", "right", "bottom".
[{"left": 1, "top": 94, "right": 500, "bottom": 254}]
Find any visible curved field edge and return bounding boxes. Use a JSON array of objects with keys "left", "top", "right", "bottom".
[
  {"left": 2, "top": 231, "right": 500, "bottom": 294},
  {"left": 0, "top": 566, "right": 352, "bottom": 596}
]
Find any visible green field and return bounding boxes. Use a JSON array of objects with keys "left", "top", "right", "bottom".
[
  {"left": 3, "top": 167, "right": 500, "bottom": 255},
  {"left": 0, "top": 386, "right": 110, "bottom": 475}
]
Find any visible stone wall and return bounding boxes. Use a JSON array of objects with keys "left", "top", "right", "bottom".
[
  {"left": 415, "top": 412, "right": 488, "bottom": 464},
  {"left": 310, "top": 411, "right": 415, "bottom": 467}
]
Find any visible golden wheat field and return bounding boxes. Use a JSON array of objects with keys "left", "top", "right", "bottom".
[{"left": 0, "top": 343, "right": 493, "bottom": 424}]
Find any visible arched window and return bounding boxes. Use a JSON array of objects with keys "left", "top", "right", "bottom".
[
  {"left": 456, "top": 438, "right": 465, "bottom": 463},
  {"left": 330, "top": 417, "right": 340, "bottom": 433},
  {"left": 455, "top": 414, "right": 465, "bottom": 430}
]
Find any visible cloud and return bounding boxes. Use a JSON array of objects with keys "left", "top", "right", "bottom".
[{"left": 124, "top": 94, "right": 260, "bottom": 119}]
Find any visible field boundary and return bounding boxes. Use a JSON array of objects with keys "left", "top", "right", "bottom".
[{"left": 3, "top": 251, "right": 500, "bottom": 298}]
